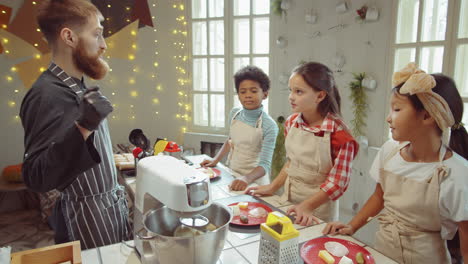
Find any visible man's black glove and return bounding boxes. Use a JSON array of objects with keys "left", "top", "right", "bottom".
[{"left": 76, "top": 86, "right": 113, "bottom": 131}]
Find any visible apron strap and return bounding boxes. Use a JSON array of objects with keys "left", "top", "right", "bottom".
[
  {"left": 382, "top": 141, "right": 409, "bottom": 166},
  {"left": 255, "top": 111, "right": 264, "bottom": 128},
  {"left": 48, "top": 62, "right": 83, "bottom": 102},
  {"left": 431, "top": 143, "right": 450, "bottom": 184}
]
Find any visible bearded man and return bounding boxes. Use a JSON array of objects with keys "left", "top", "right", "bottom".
[{"left": 19, "top": 0, "right": 130, "bottom": 249}]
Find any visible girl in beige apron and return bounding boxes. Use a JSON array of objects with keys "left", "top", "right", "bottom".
[
  {"left": 227, "top": 109, "right": 270, "bottom": 186},
  {"left": 279, "top": 118, "right": 339, "bottom": 222},
  {"left": 374, "top": 142, "right": 451, "bottom": 263}
]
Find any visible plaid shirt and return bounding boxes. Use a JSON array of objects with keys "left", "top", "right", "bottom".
[{"left": 285, "top": 113, "right": 357, "bottom": 200}]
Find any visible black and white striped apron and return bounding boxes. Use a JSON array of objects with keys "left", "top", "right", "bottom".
[{"left": 49, "top": 63, "right": 131, "bottom": 249}]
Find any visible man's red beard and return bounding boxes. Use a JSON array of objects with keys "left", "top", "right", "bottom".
[{"left": 73, "top": 39, "right": 109, "bottom": 80}]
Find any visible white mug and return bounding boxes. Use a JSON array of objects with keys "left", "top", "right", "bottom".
[
  {"left": 366, "top": 7, "right": 379, "bottom": 21},
  {"left": 336, "top": 2, "right": 348, "bottom": 13},
  {"left": 305, "top": 14, "right": 317, "bottom": 24}
]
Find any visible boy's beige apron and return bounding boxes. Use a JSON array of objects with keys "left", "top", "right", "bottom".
[
  {"left": 227, "top": 109, "right": 270, "bottom": 185},
  {"left": 375, "top": 142, "right": 451, "bottom": 264},
  {"left": 280, "top": 123, "right": 338, "bottom": 222}
]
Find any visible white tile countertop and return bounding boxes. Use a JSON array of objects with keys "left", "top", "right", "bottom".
[{"left": 90, "top": 155, "right": 398, "bottom": 264}]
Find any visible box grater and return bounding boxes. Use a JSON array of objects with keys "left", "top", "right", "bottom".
[{"left": 258, "top": 211, "right": 300, "bottom": 264}]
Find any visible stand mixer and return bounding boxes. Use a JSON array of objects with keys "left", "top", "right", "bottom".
[{"left": 134, "top": 155, "right": 231, "bottom": 264}]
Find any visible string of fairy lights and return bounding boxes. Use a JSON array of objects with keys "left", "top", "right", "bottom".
[
  {"left": 172, "top": 1, "right": 191, "bottom": 135},
  {"left": 3, "top": 0, "right": 191, "bottom": 139}
]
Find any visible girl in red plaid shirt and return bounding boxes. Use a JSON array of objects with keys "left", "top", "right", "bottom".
[{"left": 246, "top": 62, "right": 358, "bottom": 226}]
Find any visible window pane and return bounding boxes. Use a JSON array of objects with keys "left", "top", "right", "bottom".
[
  {"left": 209, "top": 20, "right": 224, "bottom": 55},
  {"left": 396, "top": 0, "right": 419, "bottom": 43},
  {"left": 253, "top": 0, "right": 269, "bottom": 14},
  {"left": 419, "top": 46, "right": 444, "bottom": 73},
  {"left": 234, "top": 57, "right": 250, "bottom": 73},
  {"left": 194, "top": 94, "right": 208, "bottom": 126},
  {"left": 210, "top": 94, "right": 225, "bottom": 127},
  {"left": 234, "top": 0, "right": 250, "bottom": 16},
  {"left": 208, "top": 0, "right": 223, "bottom": 17},
  {"left": 454, "top": 44, "right": 468, "bottom": 97},
  {"left": 253, "top": 57, "right": 269, "bottom": 75},
  {"left": 394, "top": 48, "right": 416, "bottom": 72},
  {"left": 192, "top": 22, "right": 207, "bottom": 55},
  {"left": 463, "top": 103, "right": 468, "bottom": 127},
  {"left": 210, "top": 58, "right": 224, "bottom": 92},
  {"left": 263, "top": 98, "right": 269, "bottom": 114},
  {"left": 421, "top": 0, "right": 448, "bottom": 41},
  {"left": 193, "top": 59, "right": 207, "bottom": 91},
  {"left": 459, "top": 0, "right": 468, "bottom": 38},
  {"left": 253, "top": 17, "right": 269, "bottom": 54},
  {"left": 192, "top": 0, "right": 206, "bottom": 18},
  {"left": 234, "top": 19, "right": 250, "bottom": 54}
]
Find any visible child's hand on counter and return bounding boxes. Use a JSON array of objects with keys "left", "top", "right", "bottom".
[
  {"left": 230, "top": 177, "right": 248, "bottom": 191},
  {"left": 286, "top": 203, "right": 321, "bottom": 226},
  {"left": 200, "top": 159, "right": 218, "bottom": 167},
  {"left": 245, "top": 184, "right": 275, "bottom": 197},
  {"left": 322, "top": 222, "right": 355, "bottom": 236}
]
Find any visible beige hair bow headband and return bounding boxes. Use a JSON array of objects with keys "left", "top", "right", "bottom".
[{"left": 392, "top": 62, "right": 455, "bottom": 146}]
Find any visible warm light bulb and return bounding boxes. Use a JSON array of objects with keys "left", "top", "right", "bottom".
[
  {"left": 10, "top": 67, "right": 17, "bottom": 72},
  {"left": 156, "top": 85, "right": 162, "bottom": 91},
  {"left": 8, "top": 101, "right": 15, "bottom": 107},
  {"left": 131, "top": 30, "right": 137, "bottom": 36},
  {"left": 153, "top": 62, "right": 159, "bottom": 67},
  {"left": 6, "top": 76, "right": 13, "bottom": 82},
  {"left": 14, "top": 89, "right": 19, "bottom": 93},
  {"left": 36, "top": 28, "right": 41, "bottom": 32},
  {"left": 152, "top": 98, "right": 159, "bottom": 104},
  {"left": 129, "top": 78, "right": 135, "bottom": 85},
  {"left": 2, "top": 38, "right": 8, "bottom": 44},
  {"left": 34, "top": 43, "right": 39, "bottom": 47},
  {"left": 132, "top": 44, "right": 137, "bottom": 49},
  {"left": 128, "top": 54, "right": 135, "bottom": 60},
  {"left": 178, "top": 91, "right": 184, "bottom": 96},
  {"left": 130, "top": 91, "right": 138, "bottom": 97},
  {"left": 107, "top": 4, "right": 111, "bottom": 8},
  {"left": 35, "top": 54, "right": 41, "bottom": 59},
  {"left": 179, "top": 4, "right": 184, "bottom": 10},
  {"left": 130, "top": 105, "right": 134, "bottom": 108},
  {"left": 32, "top": 1, "right": 36, "bottom": 5},
  {"left": 39, "top": 67, "right": 46, "bottom": 72},
  {"left": 172, "top": 29, "right": 177, "bottom": 34}
]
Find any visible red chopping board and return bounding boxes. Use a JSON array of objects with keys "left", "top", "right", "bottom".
[
  {"left": 228, "top": 202, "right": 272, "bottom": 226},
  {"left": 301, "top": 237, "right": 375, "bottom": 264}
]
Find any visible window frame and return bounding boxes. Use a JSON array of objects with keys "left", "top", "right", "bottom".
[
  {"left": 385, "top": 0, "right": 468, "bottom": 143},
  {"left": 188, "top": 0, "right": 271, "bottom": 134}
]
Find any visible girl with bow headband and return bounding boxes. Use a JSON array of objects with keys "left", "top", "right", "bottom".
[{"left": 323, "top": 63, "right": 468, "bottom": 263}]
